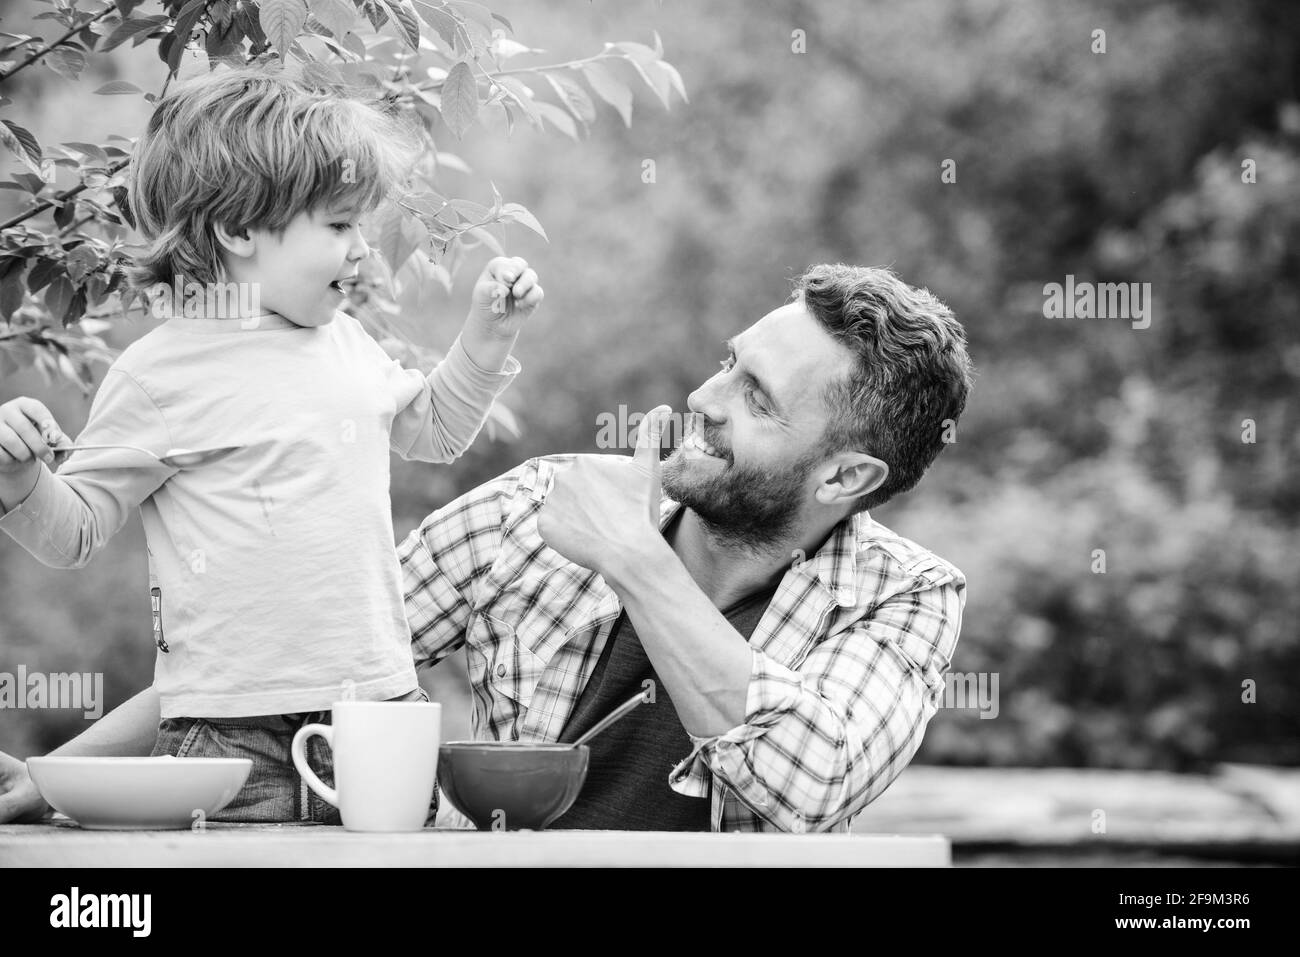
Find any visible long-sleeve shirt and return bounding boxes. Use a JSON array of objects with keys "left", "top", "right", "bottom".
[
  {"left": 0, "top": 311, "right": 518, "bottom": 718},
  {"left": 399, "top": 456, "right": 966, "bottom": 832}
]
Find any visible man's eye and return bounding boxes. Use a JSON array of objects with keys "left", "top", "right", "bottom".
[
  {"left": 331, "top": 223, "right": 351, "bottom": 233},
  {"left": 719, "top": 355, "right": 736, "bottom": 373},
  {"left": 744, "top": 384, "right": 767, "bottom": 414}
]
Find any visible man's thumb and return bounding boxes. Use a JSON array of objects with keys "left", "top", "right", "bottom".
[{"left": 635, "top": 405, "right": 671, "bottom": 526}]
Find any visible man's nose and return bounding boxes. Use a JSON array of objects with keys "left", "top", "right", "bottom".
[{"left": 687, "top": 385, "right": 725, "bottom": 425}]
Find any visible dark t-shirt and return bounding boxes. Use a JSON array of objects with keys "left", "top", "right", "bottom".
[{"left": 551, "top": 586, "right": 776, "bottom": 830}]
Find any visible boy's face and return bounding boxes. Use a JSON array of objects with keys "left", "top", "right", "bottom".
[{"left": 244, "top": 206, "right": 372, "bottom": 328}]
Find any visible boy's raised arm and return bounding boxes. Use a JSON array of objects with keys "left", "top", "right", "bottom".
[{"left": 386, "top": 256, "right": 542, "bottom": 463}]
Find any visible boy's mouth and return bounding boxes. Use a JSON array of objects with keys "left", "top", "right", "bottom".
[{"left": 329, "top": 275, "right": 358, "bottom": 294}]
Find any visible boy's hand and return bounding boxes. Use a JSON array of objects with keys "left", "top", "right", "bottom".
[
  {"left": 0, "top": 398, "right": 69, "bottom": 510},
  {"left": 468, "top": 256, "right": 543, "bottom": 339},
  {"left": 0, "top": 751, "right": 51, "bottom": 824},
  {"left": 0, "top": 397, "right": 69, "bottom": 474}
]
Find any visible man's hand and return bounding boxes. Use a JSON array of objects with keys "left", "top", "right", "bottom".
[
  {"left": 469, "top": 256, "right": 543, "bottom": 340},
  {"left": 0, "top": 751, "right": 51, "bottom": 823},
  {"left": 536, "top": 405, "right": 671, "bottom": 583}
]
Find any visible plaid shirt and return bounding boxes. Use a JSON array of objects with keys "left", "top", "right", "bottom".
[{"left": 400, "top": 455, "right": 966, "bottom": 832}]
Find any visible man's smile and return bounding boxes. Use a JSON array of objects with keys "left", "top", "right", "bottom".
[{"left": 682, "top": 432, "right": 728, "bottom": 462}]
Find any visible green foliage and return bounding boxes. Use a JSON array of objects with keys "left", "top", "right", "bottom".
[{"left": 0, "top": 0, "right": 686, "bottom": 403}]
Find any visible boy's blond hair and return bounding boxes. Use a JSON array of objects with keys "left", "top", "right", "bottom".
[{"left": 126, "top": 68, "right": 420, "bottom": 291}]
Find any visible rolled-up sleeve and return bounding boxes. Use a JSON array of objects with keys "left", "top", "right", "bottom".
[
  {"left": 388, "top": 335, "right": 520, "bottom": 463},
  {"left": 669, "top": 569, "right": 964, "bottom": 831}
]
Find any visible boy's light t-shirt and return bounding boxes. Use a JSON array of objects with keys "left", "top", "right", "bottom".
[{"left": 0, "top": 311, "right": 518, "bottom": 718}]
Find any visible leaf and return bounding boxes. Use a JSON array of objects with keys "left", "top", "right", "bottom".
[
  {"left": 546, "top": 72, "right": 596, "bottom": 125},
  {"left": 111, "top": 186, "right": 136, "bottom": 229},
  {"left": 490, "top": 35, "right": 538, "bottom": 60},
  {"left": 464, "top": 225, "right": 503, "bottom": 256},
  {"left": 449, "top": 0, "right": 492, "bottom": 32},
  {"left": 12, "top": 172, "right": 45, "bottom": 194},
  {"left": 0, "top": 120, "right": 42, "bottom": 168},
  {"left": 658, "top": 59, "right": 687, "bottom": 103},
  {"left": 64, "top": 142, "right": 109, "bottom": 167},
  {"left": 27, "top": 257, "right": 61, "bottom": 293},
  {"left": 490, "top": 11, "right": 513, "bottom": 33},
  {"left": 534, "top": 100, "right": 578, "bottom": 140},
  {"left": 63, "top": 287, "right": 88, "bottom": 327},
  {"left": 582, "top": 60, "right": 632, "bottom": 127},
  {"left": 93, "top": 79, "right": 144, "bottom": 94},
  {"left": 206, "top": 17, "right": 245, "bottom": 60},
  {"left": 171, "top": 0, "right": 210, "bottom": 47},
  {"left": 377, "top": 0, "right": 420, "bottom": 52},
  {"left": 612, "top": 42, "right": 672, "bottom": 109},
  {"left": 66, "top": 245, "right": 99, "bottom": 284},
  {"left": 412, "top": 0, "right": 457, "bottom": 48},
  {"left": 340, "top": 29, "right": 366, "bottom": 59},
  {"left": 259, "top": 0, "right": 308, "bottom": 57},
  {"left": 447, "top": 198, "right": 490, "bottom": 220},
  {"left": 99, "top": 14, "right": 167, "bottom": 52},
  {"left": 435, "top": 151, "right": 471, "bottom": 174},
  {"left": 378, "top": 203, "right": 424, "bottom": 271},
  {"left": 54, "top": 198, "right": 77, "bottom": 230},
  {"left": 209, "top": 0, "right": 235, "bottom": 27},
  {"left": 44, "top": 276, "right": 75, "bottom": 323},
  {"left": 495, "top": 76, "right": 540, "bottom": 128},
  {"left": 497, "top": 202, "right": 548, "bottom": 242},
  {"left": 0, "top": 260, "right": 28, "bottom": 321},
  {"left": 439, "top": 60, "right": 478, "bottom": 138},
  {"left": 363, "top": 0, "right": 389, "bottom": 31},
  {"left": 307, "top": 0, "right": 356, "bottom": 39}
]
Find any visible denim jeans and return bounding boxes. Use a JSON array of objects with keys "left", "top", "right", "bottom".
[{"left": 151, "top": 687, "right": 432, "bottom": 824}]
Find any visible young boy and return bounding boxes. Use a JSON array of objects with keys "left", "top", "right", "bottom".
[{"left": 0, "top": 70, "right": 542, "bottom": 823}]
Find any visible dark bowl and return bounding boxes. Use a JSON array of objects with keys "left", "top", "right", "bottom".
[{"left": 437, "top": 741, "right": 589, "bottom": 830}]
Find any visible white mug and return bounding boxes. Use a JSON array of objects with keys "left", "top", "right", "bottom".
[{"left": 291, "top": 701, "right": 441, "bottom": 832}]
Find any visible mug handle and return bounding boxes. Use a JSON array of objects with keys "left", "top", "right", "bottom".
[{"left": 290, "top": 723, "right": 339, "bottom": 809}]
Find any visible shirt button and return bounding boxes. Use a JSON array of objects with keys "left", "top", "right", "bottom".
[{"left": 495, "top": 664, "right": 507, "bottom": 678}]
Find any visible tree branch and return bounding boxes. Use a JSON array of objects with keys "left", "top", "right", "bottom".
[
  {"left": 0, "top": 4, "right": 116, "bottom": 87},
  {"left": 0, "top": 158, "right": 129, "bottom": 233}
]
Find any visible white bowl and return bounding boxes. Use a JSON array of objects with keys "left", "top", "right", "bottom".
[{"left": 27, "top": 756, "right": 252, "bottom": 830}]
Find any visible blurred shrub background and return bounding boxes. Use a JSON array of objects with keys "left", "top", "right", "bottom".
[{"left": 2, "top": 0, "right": 1297, "bottom": 772}]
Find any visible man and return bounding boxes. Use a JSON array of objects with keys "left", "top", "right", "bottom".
[{"left": 0, "top": 263, "right": 973, "bottom": 832}]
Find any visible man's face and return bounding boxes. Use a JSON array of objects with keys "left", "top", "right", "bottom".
[{"left": 661, "top": 301, "right": 855, "bottom": 547}]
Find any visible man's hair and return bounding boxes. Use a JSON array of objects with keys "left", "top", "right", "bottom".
[
  {"left": 125, "top": 68, "right": 420, "bottom": 291},
  {"left": 793, "top": 264, "right": 974, "bottom": 512}
]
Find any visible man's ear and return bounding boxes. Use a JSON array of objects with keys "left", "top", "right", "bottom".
[
  {"left": 213, "top": 222, "right": 254, "bottom": 258},
  {"left": 813, "top": 451, "right": 889, "bottom": 510}
]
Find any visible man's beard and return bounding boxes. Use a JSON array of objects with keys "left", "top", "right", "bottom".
[{"left": 661, "top": 439, "right": 817, "bottom": 551}]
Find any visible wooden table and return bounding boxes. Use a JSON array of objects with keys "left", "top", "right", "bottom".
[{"left": 0, "top": 820, "right": 949, "bottom": 867}]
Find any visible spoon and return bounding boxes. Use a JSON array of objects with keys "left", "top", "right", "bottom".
[
  {"left": 570, "top": 689, "right": 652, "bottom": 748},
  {"left": 49, "top": 444, "right": 242, "bottom": 468}
]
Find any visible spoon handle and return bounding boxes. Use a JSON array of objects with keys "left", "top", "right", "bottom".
[
  {"left": 571, "top": 690, "right": 650, "bottom": 748},
  {"left": 49, "top": 443, "right": 156, "bottom": 458}
]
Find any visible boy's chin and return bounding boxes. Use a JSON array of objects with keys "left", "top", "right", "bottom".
[{"left": 285, "top": 309, "right": 337, "bottom": 328}]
